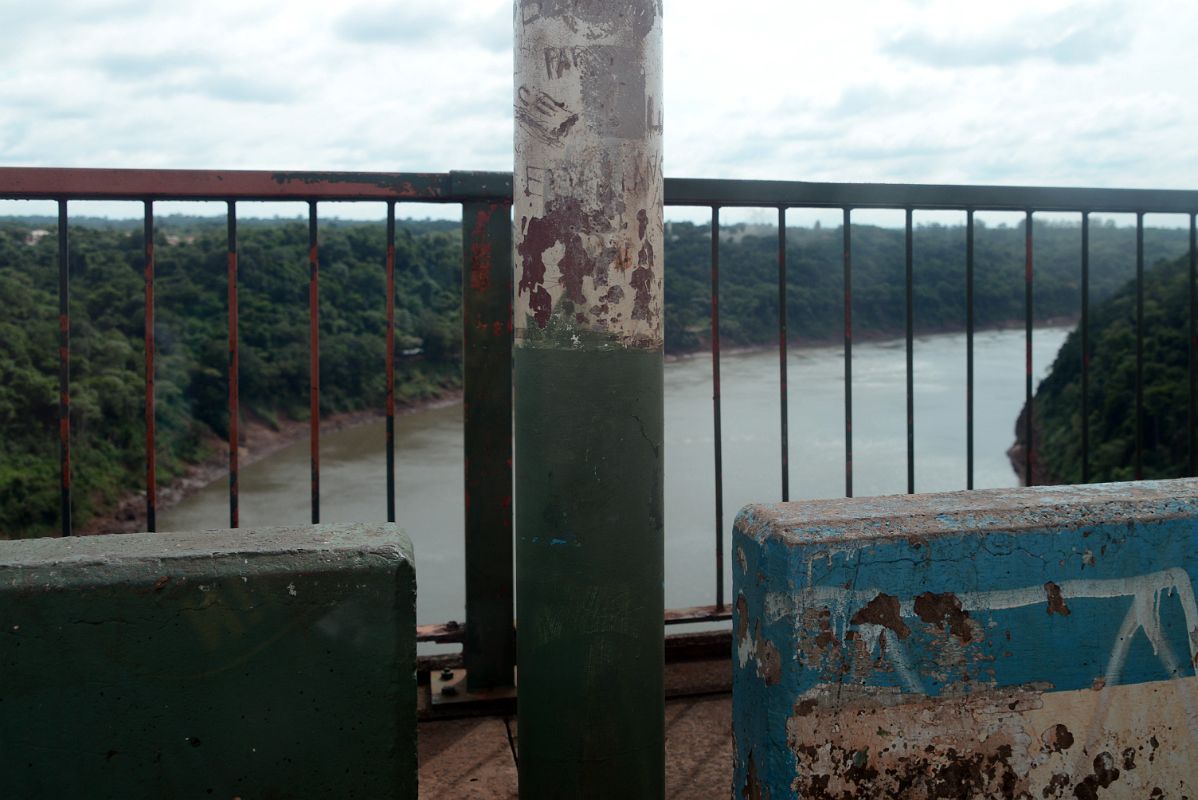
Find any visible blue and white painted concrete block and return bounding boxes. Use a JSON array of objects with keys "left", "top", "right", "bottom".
[{"left": 732, "top": 480, "right": 1198, "bottom": 798}]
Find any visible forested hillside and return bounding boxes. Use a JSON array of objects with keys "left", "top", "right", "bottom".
[
  {"left": 1028, "top": 251, "right": 1195, "bottom": 484},
  {"left": 1, "top": 215, "right": 1188, "bottom": 535},
  {"left": 0, "top": 217, "right": 462, "bottom": 535}
]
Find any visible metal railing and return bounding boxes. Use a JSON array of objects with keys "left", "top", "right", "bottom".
[
  {"left": 4, "top": 167, "right": 1198, "bottom": 686},
  {"left": 0, "top": 167, "right": 519, "bottom": 686}
]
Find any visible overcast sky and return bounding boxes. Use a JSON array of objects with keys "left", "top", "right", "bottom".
[{"left": 3, "top": 0, "right": 1196, "bottom": 221}]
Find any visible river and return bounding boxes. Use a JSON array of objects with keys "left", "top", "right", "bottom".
[{"left": 162, "top": 326, "right": 1070, "bottom": 630}]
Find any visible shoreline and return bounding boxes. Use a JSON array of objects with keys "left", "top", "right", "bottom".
[
  {"left": 665, "top": 316, "right": 1078, "bottom": 362},
  {"left": 83, "top": 390, "right": 463, "bottom": 535},
  {"left": 84, "top": 320, "right": 1077, "bottom": 534}
]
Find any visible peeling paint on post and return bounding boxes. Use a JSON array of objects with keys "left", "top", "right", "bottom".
[
  {"left": 733, "top": 480, "right": 1198, "bottom": 798},
  {"left": 514, "top": 2, "right": 665, "bottom": 797}
]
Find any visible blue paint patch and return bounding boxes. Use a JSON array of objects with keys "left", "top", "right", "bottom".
[
  {"left": 550, "top": 538, "right": 568, "bottom": 546},
  {"left": 732, "top": 479, "right": 1198, "bottom": 797}
]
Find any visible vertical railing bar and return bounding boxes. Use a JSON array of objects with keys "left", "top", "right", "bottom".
[
  {"left": 143, "top": 201, "right": 157, "bottom": 532},
  {"left": 227, "top": 202, "right": 240, "bottom": 528},
  {"left": 1135, "top": 211, "right": 1144, "bottom": 480},
  {"left": 1024, "top": 210, "right": 1035, "bottom": 486},
  {"left": 777, "top": 206, "right": 789, "bottom": 502},
  {"left": 905, "top": 208, "right": 915, "bottom": 494},
  {"left": 309, "top": 201, "right": 320, "bottom": 524},
  {"left": 843, "top": 207, "right": 853, "bottom": 498},
  {"left": 711, "top": 206, "right": 725, "bottom": 612},
  {"left": 1190, "top": 211, "right": 1197, "bottom": 477},
  {"left": 1081, "top": 212, "right": 1090, "bottom": 484},
  {"left": 966, "top": 209, "right": 975, "bottom": 490},
  {"left": 57, "top": 200, "right": 71, "bottom": 537},
  {"left": 386, "top": 202, "right": 397, "bottom": 523}
]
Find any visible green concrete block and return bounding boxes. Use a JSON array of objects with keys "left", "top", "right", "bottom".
[{"left": 0, "top": 523, "right": 416, "bottom": 799}]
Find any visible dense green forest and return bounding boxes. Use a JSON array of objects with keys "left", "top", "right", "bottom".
[
  {"left": 0, "top": 216, "right": 462, "bottom": 536},
  {"left": 0, "top": 215, "right": 1189, "bottom": 535},
  {"left": 1031, "top": 250, "right": 1195, "bottom": 484}
]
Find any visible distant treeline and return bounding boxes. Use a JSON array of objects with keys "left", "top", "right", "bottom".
[
  {"left": 665, "top": 218, "right": 1190, "bottom": 351},
  {"left": 0, "top": 215, "right": 1190, "bottom": 535}
]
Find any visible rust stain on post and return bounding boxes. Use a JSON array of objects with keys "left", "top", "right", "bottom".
[
  {"left": 514, "top": 1, "right": 664, "bottom": 349},
  {"left": 850, "top": 593, "right": 910, "bottom": 639},
  {"left": 913, "top": 591, "right": 973, "bottom": 642},
  {"left": 469, "top": 206, "right": 494, "bottom": 292},
  {"left": 1045, "top": 581, "right": 1072, "bottom": 616}
]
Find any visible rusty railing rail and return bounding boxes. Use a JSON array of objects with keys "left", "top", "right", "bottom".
[{"left": 4, "top": 167, "right": 1198, "bottom": 664}]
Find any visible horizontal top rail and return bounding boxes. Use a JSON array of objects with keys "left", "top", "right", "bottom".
[
  {"left": 2, "top": 167, "right": 1197, "bottom": 214},
  {"left": 666, "top": 178, "right": 1198, "bottom": 214},
  {"left": 0, "top": 168, "right": 510, "bottom": 203}
]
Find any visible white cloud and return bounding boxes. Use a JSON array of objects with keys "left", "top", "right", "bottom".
[
  {"left": 885, "top": 1, "right": 1131, "bottom": 67},
  {"left": 1, "top": 0, "right": 1196, "bottom": 220}
]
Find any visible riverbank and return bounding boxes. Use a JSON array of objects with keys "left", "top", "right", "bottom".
[
  {"left": 1006, "top": 400, "right": 1065, "bottom": 488},
  {"left": 81, "top": 391, "right": 463, "bottom": 536},
  {"left": 666, "top": 315, "right": 1078, "bottom": 363},
  {"left": 80, "top": 319, "right": 1078, "bottom": 536}
]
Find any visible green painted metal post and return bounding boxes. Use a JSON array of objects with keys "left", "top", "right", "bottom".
[
  {"left": 514, "top": 2, "right": 665, "bottom": 797},
  {"left": 462, "top": 199, "right": 516, "bottom": 691}
]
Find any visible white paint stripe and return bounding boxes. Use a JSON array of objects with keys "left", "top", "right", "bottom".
[
  {"left": 762, "top": 568, "right": 1198, "bottom": 696},
  {"left": 882, "top": 626, "right": 925, "bottom": 695}
]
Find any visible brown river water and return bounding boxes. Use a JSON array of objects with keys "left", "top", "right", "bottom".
[{"left": 162, "top": 327, "right": 1070, "bottom": 640}]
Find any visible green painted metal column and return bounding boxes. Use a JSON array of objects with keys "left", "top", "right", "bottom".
[
  {"left": 514, "top": 2, "right": 665, "bottom": 797},
  {"left": 462, "top": 198, "right": 516, "bottom": 691}
]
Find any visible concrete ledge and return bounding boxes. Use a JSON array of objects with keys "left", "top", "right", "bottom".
[
  {"left": 732, "top": 480, "right": 1198, "bottom": 799},
  {"left": 1, "top": 523, "right": 416, "bottom": 799}
]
